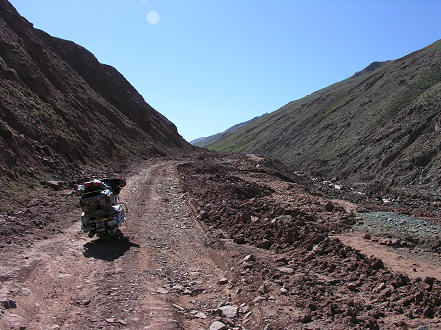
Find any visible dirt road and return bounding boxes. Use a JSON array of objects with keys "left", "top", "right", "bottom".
[
  {"left": 1, "top": 155, "right": 441, "bottom": 329},
  {"left": 0, "top": 161, "right": 256, "bottom": 329}
]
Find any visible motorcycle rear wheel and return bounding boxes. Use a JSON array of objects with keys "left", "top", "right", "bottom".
[{"left": 97, "top": 228, "right": 122, "bottom": 241}]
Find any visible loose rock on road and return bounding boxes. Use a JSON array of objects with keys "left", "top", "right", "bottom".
[{"left": 0, "top": 161, "right": 254, "bottom": 329}]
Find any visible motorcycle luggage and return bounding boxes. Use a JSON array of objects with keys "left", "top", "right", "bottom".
[
  {"left": 79, "top": 178, "right": 127, "bottom": 238},
  {"left": 81, "top": 204, "right": 125, "bottom": 232},
  {"left": 79, "top": 188, "right": 115, "bottom": 214},
  {"left": 106, "top": 205, "right": 125, "bottom": 226}
]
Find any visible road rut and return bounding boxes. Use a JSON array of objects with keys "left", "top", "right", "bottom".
[{"left": 0, "top": 161, "right": 242, "bottom": 329}]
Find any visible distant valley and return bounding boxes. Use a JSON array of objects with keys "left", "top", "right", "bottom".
[
  {"left": 1, "top": 2, "right": 441, "bottom": 329},
  {"left": 190, "top": 115, "right": 263, "bottom": 147}
]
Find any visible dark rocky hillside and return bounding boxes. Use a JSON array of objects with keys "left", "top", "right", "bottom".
[
  {"left": 0, "top": 0, "right": 190, "bottom": 198},
  {"left": 210, "top": 39, "right": 441, "bottom": 194}
]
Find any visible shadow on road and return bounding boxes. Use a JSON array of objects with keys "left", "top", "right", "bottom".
[{"left": 82, "top": 235, "right": 140, "bottom": 261}]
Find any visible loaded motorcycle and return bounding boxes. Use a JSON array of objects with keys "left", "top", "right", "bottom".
[{"left": 78, "top": 178, "right": 127, "bottom": 239}]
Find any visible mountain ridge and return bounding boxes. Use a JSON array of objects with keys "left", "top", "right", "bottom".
[
  {"left": 196, "top": 61, "right": 389, "bottom": 148},
  {"left": 209, "top": 39, "right": 441, "bottom": 192},
  {"left": 0, "top": 0, "right": 191, "bottom": 199},
  {"left": 190, "top": 115, "right": 263, "bottom": 147}
]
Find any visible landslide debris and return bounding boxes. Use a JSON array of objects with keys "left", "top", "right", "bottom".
[{"left": 177, "top": 151, "right": 441, "bottom": 329}]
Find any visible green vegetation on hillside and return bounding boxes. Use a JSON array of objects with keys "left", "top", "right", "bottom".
[{"left": 209, "top": 39, "right": 441, "bottom": 189}]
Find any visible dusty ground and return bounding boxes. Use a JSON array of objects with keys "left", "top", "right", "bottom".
[
  {"left": 1, "top": 160, "right": 248, "bottom": 329},
  {"left": 1, "top": 151, "right": 441, "bottom": 329}
]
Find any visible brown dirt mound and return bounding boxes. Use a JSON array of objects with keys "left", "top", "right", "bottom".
[{"left": 177, "top": 151, "right": 441, "bottom": 328}]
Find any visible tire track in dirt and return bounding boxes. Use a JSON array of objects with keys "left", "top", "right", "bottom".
[
  {"left": 0, "top": 160, "right": 247, "bottom": 329},
  {"left": 121, "top": 162, "right": 244, "bottom": 329}
]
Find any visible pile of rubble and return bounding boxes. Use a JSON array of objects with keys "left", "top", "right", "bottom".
[{"left": 177, "top": 152, "right": 441, "bottom": 328}]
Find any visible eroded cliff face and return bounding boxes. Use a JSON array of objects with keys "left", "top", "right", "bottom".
[{"left": 0, "top": 0, "right": 190, "bottom": 188}]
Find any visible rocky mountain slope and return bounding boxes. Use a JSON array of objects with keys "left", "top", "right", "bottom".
[
  {"left": 191, "top": 115, "right": 263, "bottom": 147},
  {"left": 0, "top": 0, "right": 190, "bottom": 199},
  {"left": 209, "top": 39, "right": 441, "bottom": 193}
]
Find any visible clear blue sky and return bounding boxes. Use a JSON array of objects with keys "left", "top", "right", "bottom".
[{"left": 9, "top": 0, "right": 441, "bottom": 141}]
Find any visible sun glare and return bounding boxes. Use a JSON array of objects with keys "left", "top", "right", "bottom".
[{"left": 147, "top": 10, "right": 160, "bottom": 25}]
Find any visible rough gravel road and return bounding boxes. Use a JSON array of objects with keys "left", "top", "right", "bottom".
[
  {"left": 2, "top": 155, "right": 441, "bottom": 329},
  {"left": 0, "top": 161, "right": 246, "bottom": 329}
]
